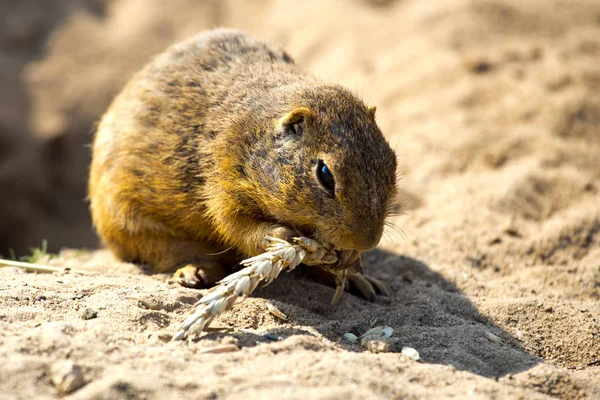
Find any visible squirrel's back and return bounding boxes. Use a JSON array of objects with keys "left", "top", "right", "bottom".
[{"left": 89, "top": 30, "right": 316, "bottom": 252}]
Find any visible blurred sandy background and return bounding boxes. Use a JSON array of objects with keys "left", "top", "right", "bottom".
[{"left": 0, "top": 0, "right": 599, "bottom": 399}]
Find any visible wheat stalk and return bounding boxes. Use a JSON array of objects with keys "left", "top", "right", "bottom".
[
  {"left": 172, "top": 236, "right": 346, "bottom": 341},
  {"left": 0, "top": 258, "right": 91, "bottom": 275},
  {"left": 0, "top": 258, "right": 66, "bottom": 274}
]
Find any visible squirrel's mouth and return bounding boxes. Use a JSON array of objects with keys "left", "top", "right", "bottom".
[
  {"left": 295, "top": 225, "right": 364, "bottom": 273},
  {"left": 333, "top": 248, "right": 363, "bottom": 273}
]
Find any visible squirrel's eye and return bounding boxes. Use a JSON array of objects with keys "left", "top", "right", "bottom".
[{"left": 316, "top": 160, "right": 335, "bottom": 196}]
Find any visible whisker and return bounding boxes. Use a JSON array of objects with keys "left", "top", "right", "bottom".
[
  {"left": 387, "top": 211, "right": 408, "bottom": 217},
  {"left": 386, "top": 198, "right": 408, "bottom": 218},
  {"left": 383, "top": 220, "right": 409, "bottom": 244},
  {"left": 206, "top": 244, "right": 236, "bottom": 256},
  {"left": 381, "top": 231, "right": 390, "bottom": 244},
  {"left": 382, "top": 229, "right": 395, "bottom": 246}
]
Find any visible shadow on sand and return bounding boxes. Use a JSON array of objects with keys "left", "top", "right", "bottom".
[{"left": 195, "top": 248, "right": 539, "bottom": 379}]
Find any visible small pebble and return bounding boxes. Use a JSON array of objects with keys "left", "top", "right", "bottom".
[
  {"left": 401, "top": 347, "right": 421, "bottom": 361},
  {"left": 50, "top": 360, "right": 85, "bottom": 395},
  {"left": 359, "top": 326, "right": 398, "bottom": 353},
  {"left": 80, "top": 308, "right": 98, "bottom": 320},
  {"left": 362, "top": 339, "right": 392, "bottom": 353}
]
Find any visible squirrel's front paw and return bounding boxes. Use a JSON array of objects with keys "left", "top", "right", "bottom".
[{"left": 265, "top": 226, "right": 297, "bottom": 248}]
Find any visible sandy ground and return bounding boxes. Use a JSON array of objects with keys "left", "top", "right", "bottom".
[{"left": 1, "top": 0, "right": 599, "bottom": 398}]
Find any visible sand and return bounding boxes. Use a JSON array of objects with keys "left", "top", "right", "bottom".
[{"left": 0, "top": 0, "right": 599, "bottom": 399}]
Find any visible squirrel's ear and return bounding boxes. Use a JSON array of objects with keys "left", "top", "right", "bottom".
[
  {"left": 278, "top": 107, "right": 313, "bottom": 135},
  {"left": 368, "top": 105, "right": 377, "bottom": 119}
]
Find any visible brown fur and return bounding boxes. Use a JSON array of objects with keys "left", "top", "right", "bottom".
[{"left": 89, "top": 29, "right": 397, "bottom": 288}]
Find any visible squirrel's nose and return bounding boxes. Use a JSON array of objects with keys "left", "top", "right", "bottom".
[{"left": 351, "top": 228, "right": 383, "bottom": 252}]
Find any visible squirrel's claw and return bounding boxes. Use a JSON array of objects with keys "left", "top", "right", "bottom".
[
  {"left": 170, "top": 264, "right": 203, "bottom": 288},
  {"left": 347, "top": 272, "right": 393, "bottom": 301},
  {"left": 292, "top": 237, "right": 321, "bottom": 253}
]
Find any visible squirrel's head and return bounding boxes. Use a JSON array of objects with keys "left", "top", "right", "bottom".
[{"left": 248, "top": 84, "right": 398, "bottom": 252}]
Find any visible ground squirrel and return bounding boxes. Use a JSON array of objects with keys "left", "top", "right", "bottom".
[{"left": 89, "top": 29, "right": 398, "bottom": 300}]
